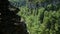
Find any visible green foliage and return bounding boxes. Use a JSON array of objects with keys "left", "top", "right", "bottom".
[
  {"left": 17, "top": 5, "right": 60, "bottom": 34},
  {"left": 16, "top": 0, "right": 60, "bottom": 34}
]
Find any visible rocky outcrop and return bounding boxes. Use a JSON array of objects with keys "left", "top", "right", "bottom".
[{"left": 0, "top": 0, "right": 28, "bottom": 34}]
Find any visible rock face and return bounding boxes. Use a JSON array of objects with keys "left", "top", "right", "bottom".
[{"left": 0, "top": 0, "right": 29, "bottom": 34}]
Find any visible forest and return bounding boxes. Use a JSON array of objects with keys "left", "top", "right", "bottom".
[{"left": 9, "top": 0, "right": 60, "bottom": 34}]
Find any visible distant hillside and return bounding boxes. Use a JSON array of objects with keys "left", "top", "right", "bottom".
[
  {"left": 9, "top": 0, "right": 60, "bottom": 9},
  {"left": 9, "top": 0, "right": 26, "bottom": 7}
]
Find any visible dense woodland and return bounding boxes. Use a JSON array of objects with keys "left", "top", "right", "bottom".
[{"left": 2, "top": 0, "right": 60, "bottom": 34}]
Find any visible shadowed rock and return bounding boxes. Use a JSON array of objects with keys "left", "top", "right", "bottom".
[{"left": 0, "top": 0, "right": 29, "bottom": 34}]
